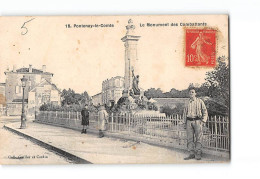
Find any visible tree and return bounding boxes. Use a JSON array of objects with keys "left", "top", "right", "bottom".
[
  {"left": 169, "top": 88, "right": 181, "bottom": 98},
  {"left": 61, "top": 88, "right": 76, "bottom": 106},
  {"left": 144, "top": 87, "right": 189, "bottom": 98},
  {"left": 205, "top": 56, "right": 229, "bottom": 106},
  {"left": 144, "top": 88, "right": 165, "bottom": 99},
  {"left": 61, "top": 89, "right": 90, "bottom": 106},
  {"left": 196, "top": 82, "right": 210, "bottom": 97},
  {"left": 80, "top": 91, "right": 90, "bottom": 105},
  {"left": 161, "top": 103, "right": 184, "bottom": 116},
  {"left": 164, "top": 92, "right": 172, "bottom": 98}
]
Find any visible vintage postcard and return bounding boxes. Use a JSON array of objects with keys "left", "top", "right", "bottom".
[{"left": 0, "top": 15, "right": 229, "bottom": 164}]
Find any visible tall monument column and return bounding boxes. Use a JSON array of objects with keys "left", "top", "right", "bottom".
[{"left": 121, "top": 19, "right": 141, "bottom": 91}]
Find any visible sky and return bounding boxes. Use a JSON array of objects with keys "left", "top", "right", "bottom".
[{"left": 0, "top": 15, "right": 229, "bottom": 96}]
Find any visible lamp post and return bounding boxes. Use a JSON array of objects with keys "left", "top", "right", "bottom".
[{"left": 20, "top": 75, "right": 28, "bottom": 129}]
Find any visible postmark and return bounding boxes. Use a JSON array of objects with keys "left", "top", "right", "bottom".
[{"left": 185, "top": 29, "right": 216, "bottom": 67}]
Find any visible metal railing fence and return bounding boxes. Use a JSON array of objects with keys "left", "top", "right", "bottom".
[{"left": 35, "top": 111, "right": 230, "bottom": 152}]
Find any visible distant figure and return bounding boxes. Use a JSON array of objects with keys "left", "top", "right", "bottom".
[
  {"left": 98, "top": 105, "right": 108, "bottom": 138},
  {"left": 183, "top": 87, "right": 208, "bottom": 160},
  {"left": 81, "top": 105, "right": 90, "bottom": 134},
  {"left": 132, "top": 69, "right": 140, "bottom": 95}
]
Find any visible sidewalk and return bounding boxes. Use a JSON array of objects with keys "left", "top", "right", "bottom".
[{"left": 4, "top": 121, "right": 226, "bottom": 164}]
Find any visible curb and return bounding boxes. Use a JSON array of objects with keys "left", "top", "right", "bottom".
[{"left": 3, "top": 124, "right": 92, "bottom": 164}]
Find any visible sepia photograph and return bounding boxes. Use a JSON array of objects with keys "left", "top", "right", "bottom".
[{"left": 0, "top": 15, "right": 230, "bottom": 165}]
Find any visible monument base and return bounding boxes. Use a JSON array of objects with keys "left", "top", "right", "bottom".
[{"left": 115, "top": 89, "right": 165, "bottom": 117}]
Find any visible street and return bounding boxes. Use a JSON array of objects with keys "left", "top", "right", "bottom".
[
  {"left": 0, "top": 116, "right": 72, "bottom": 164},
  {"left": 1, "top": 115, "right": 226, "bottom": 164}
]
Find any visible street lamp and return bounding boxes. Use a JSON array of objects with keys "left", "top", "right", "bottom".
[{"left": 20, "top": 75, "right": 28, "bottom": 129}]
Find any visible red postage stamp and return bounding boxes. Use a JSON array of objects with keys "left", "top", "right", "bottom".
[{"left": 185, "top": 29, "right": 216, "bottom": 67}]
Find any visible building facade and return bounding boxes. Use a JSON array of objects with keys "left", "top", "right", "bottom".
[
  {"left": 28, "top": 79, "right": 61, "bottom": 115},
  {"left": 4, "top": 65, "right": 61, "bottom": 116},
  {"left": 91, "top": 92, "right": 102, "bottom": 106},
  {"left": 102, "top": 76, "right": 124, "bottom": 105}
]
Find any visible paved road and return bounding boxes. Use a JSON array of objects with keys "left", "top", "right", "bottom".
[
  {"left": 1, "top": 116, "right": 227, "bottom": 164},
  {"left": 0, "top": 116, "right": 72, "bottom": 164},
  {"left": 6, "top": 120, "right": 225, "bottom": 164}
]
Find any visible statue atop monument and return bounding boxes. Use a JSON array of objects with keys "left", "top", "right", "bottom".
[
  {"left": 126, "top": 19, "right": 135, "bottom": 35},
  {"left": 132, "top": 69, "right": 140, "bottom": 95}
]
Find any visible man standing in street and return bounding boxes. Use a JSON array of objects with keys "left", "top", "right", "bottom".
[{"left": 183, "top": 87, "right": 208, "bottom": 160}]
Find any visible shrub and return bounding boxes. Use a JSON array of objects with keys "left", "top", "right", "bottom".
[
  {"left": 202, "top": 97, "right": 228, "bottom": 116},
  {"left": 161, "top": 103, "right": 184, "bottom": 116}
]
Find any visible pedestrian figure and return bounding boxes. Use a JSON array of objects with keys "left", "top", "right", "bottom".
[
  {"left": 81, "top": 104, "right": 89, "bottom": 134},
  {"left": 98, "top": 105, "right": 108, "bottom": 138},
  {"left": 183, "top": 87, "right": 208, "bottom": 160}
]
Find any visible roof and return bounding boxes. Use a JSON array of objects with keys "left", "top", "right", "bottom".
[
  {"left": 102, "top": 76, "right": 124, "bottom": 83},
  {"left": 92, "top": 92, "right": 102, "bottom": 97},
  {"left": 29, "top": 78, "right": 61, "bottom": 94},
  {"left": 5, "top": 67, "right": 53, "bottom": 75}
]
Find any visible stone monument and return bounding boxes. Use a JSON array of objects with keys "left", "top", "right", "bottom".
[
  {"left": 121, "top": 19, "right": 141, "bottom": 92},
  {"left": 115, "top": 19, "right": 145, "bottom": 112},
  {"left": 116, "top": 19, "right": 162, "bottom": 116}
]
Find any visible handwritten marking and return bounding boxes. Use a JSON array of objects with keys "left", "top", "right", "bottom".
[{"left": 21, "top": 18, "right": 35, "bottom": 35}]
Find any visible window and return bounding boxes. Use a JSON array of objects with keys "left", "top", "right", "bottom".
[
  {"left": 42, "top": 93, "right": 50, "bottom": 103},
  {"left": 115, "top": 79, "right": 120, "bottom": 87},
  {"left": 112, "top": 90, "right": 114, "bottom": 98},
  {"left": 15, "top": 86, "right": 22, "bottom": 94},
  {"left": 35, "top": 75, "right": 41, "bottom": 84},
  {"left": 120, "top": 79, "right": 124, "bottom": 87},
  {"left": 113, "top": 80, "right": 115, "bottom": 87}
]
